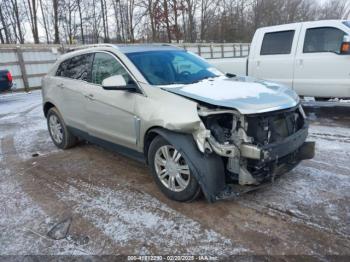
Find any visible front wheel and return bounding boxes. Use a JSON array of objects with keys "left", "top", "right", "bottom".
[
  {"left": 148, "top": 136, "right": 201, "bottom": 202},
  {"left": 47, "top": 107, "right": 78, "bottom": 149}
]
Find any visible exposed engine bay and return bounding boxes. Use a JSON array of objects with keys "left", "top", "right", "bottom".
[{"left": 195, "top": 104, "right": 315, "bottom": 188}]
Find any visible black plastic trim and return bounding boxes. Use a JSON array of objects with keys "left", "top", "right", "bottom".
[
  {"left": 68, "top": 126, "right": 146, "bottom": 163},
  {"left": 262, "top": 124, "right": 309, "bottom": 161}
]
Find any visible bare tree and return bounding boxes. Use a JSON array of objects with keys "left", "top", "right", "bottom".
[
  {"left": 77, "top": 0, "right": 85, "bottom": 43},
  {"left": 0, "top": 0, "right": 347, "bottom": 44},
  {"left": 39, "top": 0, "right": 50, "bottom": 43},
  {"left": 53, "top": 0, "right": 60, "bottom": 43},
  {"left": 0, "top": 3, "right": 10, "bottom": 43},
  {"left": 25, "top": 0, "right": 40, "bottom": 43}
]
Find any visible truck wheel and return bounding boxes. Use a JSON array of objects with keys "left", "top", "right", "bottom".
[
  {"left": 47, "top": 107, "right": 77, "bottom": 149},
  {"left": 148, "top": 136, "right": 201, "bottom": 202}
]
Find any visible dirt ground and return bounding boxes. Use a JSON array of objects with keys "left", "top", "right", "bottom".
[{"left": 0, "top": 91, "right": 349, "bottom": 257}]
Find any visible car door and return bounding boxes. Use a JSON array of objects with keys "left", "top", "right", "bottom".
[
  {"left": 55, "top": 54, "right": 94, "bottom": 131},
  {"left": 293, "top": 23, "right": 350, "bottom": 98},
  {"left": 250, "top": 24, "right": 301, "bottom": 87},
  {"left": 84, "top": 52, "right": 139, "bottom": 149}
]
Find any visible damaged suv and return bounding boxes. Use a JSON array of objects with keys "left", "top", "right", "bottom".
[{"left": 42, "top": 44, "right": 315, "bottom": 202}]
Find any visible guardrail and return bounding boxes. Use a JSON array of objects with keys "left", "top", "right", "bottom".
[{"left": 0, "top": 43, "right": 250, "bottom": 91}]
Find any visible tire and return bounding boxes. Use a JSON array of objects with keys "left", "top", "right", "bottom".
[
  {"left": 47, "top": 107, "right": 78, "bottom": 149},
  {"left": 148, "top": 136, "right": 201, "bottom": 202}
]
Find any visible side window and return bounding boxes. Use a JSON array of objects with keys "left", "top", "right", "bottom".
[
  {"left": 303, "top": 27, "right": 346, "bottom": 54},
  {"left": 56, "top": 59, "right": 71, "bottom": 77},
  {"left": 66, "top": 54, "right": 94, "bottom": 81},
  {"left": 260, "top": 30, "right": 295, "bottom": 55},
  {"left": 91, "top": 52, "right": 132, "bottom": 85}
]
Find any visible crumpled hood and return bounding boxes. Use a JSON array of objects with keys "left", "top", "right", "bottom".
[{"left": 161, "top": 76, "right": 299, "bottom": 114}]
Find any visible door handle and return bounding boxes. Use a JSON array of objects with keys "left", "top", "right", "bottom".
[
  {"left": 256, "top": 61, "right": 261, "bottom": 67},
  {"left": 297, "top": 59, "right": 303, "bottom": 66},
  {"left": 84, "top": 94, "right": 95, "bottom": 100},
  {"left": 57, "top": 83, "right": 64, "bottom": 89}
]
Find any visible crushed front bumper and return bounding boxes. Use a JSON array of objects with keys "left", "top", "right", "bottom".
[
  {"left": 216, "top": 140, "right": 315, "bottom": 200},
  {"left": 240, "top": 124, "right": 315, "bottom": 162}
]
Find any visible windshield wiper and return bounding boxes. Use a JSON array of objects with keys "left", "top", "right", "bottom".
[
  {"left": 190, "top": 76, "right": 218, "bottom": 84},
  {"left": 226, "top": 73, "right": 236, "bottom": 78}
]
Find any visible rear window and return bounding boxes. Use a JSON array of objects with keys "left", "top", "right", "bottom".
[
  {"left": 56, "top": 54, "right": 94, "bottom": 81},
  {"left": 260, "top": 30, "right": 295, "bottom": 55},
  {"left": 56, "top": 59, "right": 70, "bottom": 77}
]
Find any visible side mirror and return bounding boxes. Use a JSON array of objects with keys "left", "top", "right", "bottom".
[
  {"left": 102, "top": 75, "right": 137, "bottom": 91},
  {"left": 340, "top": 35, "right": 350, "bottom": 54}
]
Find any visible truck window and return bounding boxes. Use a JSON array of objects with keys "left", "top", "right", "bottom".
[
  {"left": 260, "top": 30, "right": 295, "bottom": 55},
  {"left": 303, "top": 27, "right": 346, "bottom": 54},
  {"left": 342, "top": 21, "right": 350, "bottom": 28}
]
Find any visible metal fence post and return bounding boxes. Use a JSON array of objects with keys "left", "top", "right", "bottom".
[
  {"left": 233, "top": 45, "right": 236, "bottom": 57},
  {"left": 240, "top": 44, "right": 243, "bottom": 57},
  {"left": 210, "top": 44, "right": 213, "bottom": 59},
  {"left": 221, "top": 44, "right": 224, "bottom": 58},
  {"left": 198, "top": 45, "right": 201, "bottom": 56},
  {"left": 16, "top": 46, "right": 30, "bottom": 92}
]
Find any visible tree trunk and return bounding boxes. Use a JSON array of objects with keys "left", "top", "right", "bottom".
[
  {"left": 27, "top": 0, "right": 40, "bottom": 43},
  {"left": 119, "top": 0, "right": 125, "bottom": 42},
  {"left": 100, "top": 0, "right": 108, "bottom": 42},
  {"left": 0, "top": 30, "right": 4, "bottom": 44},
  {"left": 77, "top": 0, "right": 84, "bottom": 44},
  {"left": 0, "top": 6, "right": 10, "bottom": 43},
  {"left": 53, "top": 0, "right": 60, "bottom": 44},
  {"left": 173, "top": 0, "right": 180, "bottom": 43},
  {"left": 163, "top": 0, "right": 171, "bottom": 43},
  {"left": 148, "top": 0, "right": 156, "bottom": 42},
  {"left": 39, "top": 0, "right": 49, "bottom": 43}
]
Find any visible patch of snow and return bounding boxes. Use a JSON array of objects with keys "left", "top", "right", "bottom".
[
  {"left": 0, "top": 168, "right": 91, "bottom": 255},
  {"left": 0, "top": 91, "right": 58, "bottom": 160},
  {"left": 56, "top": 178, "right": 249, "bottom": 255},
  {"left": 0, "top": 90, "right": 42, "bottom": 116},
  {"left": 308, "top": 125, "right": 350, "bottom": 167},
  {"left": 180, "top": 78, "right": 276, "bottom": 100}
]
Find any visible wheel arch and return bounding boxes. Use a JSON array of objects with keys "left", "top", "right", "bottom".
[
  {"left": 43, "top": 101, "right": 56, "bottom": 118},
  {"left": 144, "top": 127, "right": 226, "bottom": 202},
  {"left": 143, "top": 126, "right": 166, "bottom": 164}
]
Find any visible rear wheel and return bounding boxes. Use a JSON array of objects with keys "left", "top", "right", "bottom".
[
  {"left": 148, "top": 136, "right": 201, "bottom": 202},
  {"left": 47, "top": 107, "right": 78, "bottom": 149}
]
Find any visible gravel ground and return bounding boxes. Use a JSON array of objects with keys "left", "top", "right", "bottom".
[{"left": 0, "top": 91, "right": 349, "bottom": 257}]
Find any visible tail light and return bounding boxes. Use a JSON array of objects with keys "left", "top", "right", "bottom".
[
  {"left": 7, "top": 71, "right": 12, "bottom": 82},
  {"left": 340, "top": 35, "right": 350, "bottom": 54},
  {"left": 341, "top": 42, "right": 350, "bottom": 53}
]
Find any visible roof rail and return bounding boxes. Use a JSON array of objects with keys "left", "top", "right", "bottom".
[
  {"left": 159, "top": 43, "right": 181, "bottom": 49},
  {"left": 66, "top": 44, "right": 117, "bottom": 52}
]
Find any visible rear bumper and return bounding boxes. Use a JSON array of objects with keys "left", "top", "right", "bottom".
[{"left": 0, "top": 81, "right": 13, "bottom": 92}]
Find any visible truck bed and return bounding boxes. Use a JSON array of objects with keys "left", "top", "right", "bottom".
[{"left": 209, "top": 57, "right": 248, "bottom": 76}]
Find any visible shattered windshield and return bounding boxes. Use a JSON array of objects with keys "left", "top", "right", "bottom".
[{"left": 126, "top": 50, "right": 223, "bottom": 85}]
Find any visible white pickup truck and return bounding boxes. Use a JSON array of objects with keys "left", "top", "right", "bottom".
[{"left": 212, "top": 20, "right": 350, "bottom": 98}]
